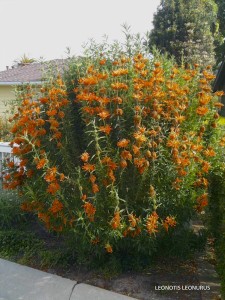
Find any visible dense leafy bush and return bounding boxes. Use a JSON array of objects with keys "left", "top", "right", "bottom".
[
  {"left": 3, "top": 35, "right": 225, "bottom": 259},
  {"left": 208, "top": 171, "right": 225, "bottom": 297},
  {"left": 0, "top": 190, "right": 25, "bottom": 228}
]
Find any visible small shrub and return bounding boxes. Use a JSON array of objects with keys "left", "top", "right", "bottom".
[
  {"left": 0, "top": 190, "right": 25, "bottom": 229},
  {"left": 4, "top": 32, "right": 225, "bottom": 261}
]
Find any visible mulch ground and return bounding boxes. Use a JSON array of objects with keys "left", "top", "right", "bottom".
[{"left": 18, "top": 219, "right": 205, "bottom": 300}]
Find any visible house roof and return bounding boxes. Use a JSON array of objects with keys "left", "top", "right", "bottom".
[{"left": 0, "top": 59, "right": 66, "bottom": 85}]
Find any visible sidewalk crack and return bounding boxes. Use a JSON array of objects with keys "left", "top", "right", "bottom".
[{"left": 69, "top": 282, "right": 79, "bottom": 300}]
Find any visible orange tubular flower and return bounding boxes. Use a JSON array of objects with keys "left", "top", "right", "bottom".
[
  {"left": 38, "top": 212, "right": 50, "bottom": 225},
  {"left": 92, "top": 183, "right": 99, "bottom": 194},
  {"left": 163, "top": 216, "right": 177, "bottom": 232},
  {"left": 99, "top": 59, "right": 106, "bottom": 65},
  {"left": 121, "top": 150, "right": 132, "bottom": 160},
  {"left": 111, "top": 211, "right": 120, "bottom": 229},
  {"left": 112, "top": 96, "right": 123, "bottom": 104},
  {"left": 48, "top": 119, "right": 59, "bottom": 130},
  {"left": 196, "top": 106, "right": 209, "bottom": 116},
  {"left": 79, "top": 76, "right": 99, "bottom": 85},
  {"left": 132, "top": 145, "right": 140, "bottom": 156},
  {"left": 26, "top": 169, "right": 34, "bottom": 178},
  {"left": 37, "top": 128, "right": 47, "bottom": 136},
  {"left": 149, "top": 185, "right": 156, "bottom": 198},
  {"left": 101, "top": 156, "right": 117, "bottom": 169},
  {"left": 36, "top": 158, "right": 48, "bottom": 169},
  {"left": 47, "top": 182, "right": 60, "bottom": 195},
  {"left": 81, "top": 194, "right": 87, "bottom": 201},
  {"left": 203, "top": 148, "right": 215, "bottom": 157},
  {"left": 89, "top": 174, "right": 96, "bottom": 183},
  {"left": 52, "top": 131, "right": 62, "bottom": 140},
  {"left": 99, "top": 125, "right": 112, "bottom": 135},
  {"left": 49, "top": 199, "right": 64, "bottom": 214},
  {"left": 81, "top": 152, "right": 90, "bottom": 162},
  {"left": 167, "top": 140, "right": 180, "bottom": 148},
  {"left": 46, "top": 109, "right": 58, "bottom": 116},
  {"left": 98, "top": 110, "right": 110, "bottom": 120},
  {"left": 202, "top": 161, "right": 210, "bottom": 173},
  {"left": 7, "top": 161, "right": 14, "bottom": 168},
  {"left": 40, "top": 97, "right": 49, "bottom": 104},
  {"left": 111, "top": 82, "right": 128, "bottom": 90},
  {"left": 134, "top": 157, "right": 147, "bottom": 169},
  {"left": 198, "top": 94, "right": 211, "bottom": 105},
  {"left": 133, "top": 132, "right": 147, "bottom": 144},
  {"left": 146, "top": 211, "right": 158, "bottom": 234},
  {"left": 108, "top": 169, "right": 116, "bottom": 183},
  {"left": 112, "top": 68, "right": 128, "bottom": 77},
  {"left": 115, "top": 108, "right": 123, "bottom": 116},
  {"left": 82, "top": 163, "right": 95, "bottom": 172},
  {"left": 60, "top": 173, "right": 65, "bottom": 181},
  {"left": 194, "top": 177, "right": 209, "bottom": 187},
  {"left": 117, "top": 139, "right": 130, "bottom": 148},
  {"left": 91, "top": 237, "right": 100, "bottom": 244},
  {"left": 128, "top": 214, "right": 138, "bottom": 227},
  {"left": 134, "top": 62, "right": 146, "bottom": 70},
  {"left": 4, "top": 174, "right": 11, "bottom": 181},
  {"left": 214, "top": 91, "right": 224, "bottom": 97},
  {"left": 202, "top": 71, "right": 215, "bottom": 81},
  {"left": 121, "top": 56, "right": 130, "bottom": 63},
  {"left": 105, "top": 243, "right": 113, "bottom": 253},
  {"left": 120, "top": 159, "right": 127, "bottom": 168},
  {"left": 36, "top": 118, "right": 45, "bottom": 126},
  {"left": 44, "top": 167, "right": 57, "bottom": 182},
  {"left": 58, "top": 111, "right": 65, "bottom": 118},
  {"left": 196, "top": 193, "right": 208, "bottom": 212}
]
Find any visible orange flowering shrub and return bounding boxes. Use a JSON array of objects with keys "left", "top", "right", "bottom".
[{"left": 4, "top": 41, "right": 225, "bottom": 258}]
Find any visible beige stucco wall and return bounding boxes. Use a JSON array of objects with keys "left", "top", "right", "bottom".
[{"left": 0, "top": 85, "right": 15, "bottom": 117}]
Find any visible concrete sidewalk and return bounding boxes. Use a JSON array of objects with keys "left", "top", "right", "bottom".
[{"left": 0, "top": 259, "right": 136, "bottom": 300}]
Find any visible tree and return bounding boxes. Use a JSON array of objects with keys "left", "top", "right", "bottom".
[
  {"left": 214, "top": 0, "right": 225, "bottom": 63},
  {"left": 149, "top": 0, "right": 218, "bottom": 67}
]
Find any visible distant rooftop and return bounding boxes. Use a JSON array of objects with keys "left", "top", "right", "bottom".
[{"left": 0, "top": 59, "right": 66, "bottom": 85}]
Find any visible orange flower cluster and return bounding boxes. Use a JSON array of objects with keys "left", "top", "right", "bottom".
[
  {"left": 123, "top": 214, "right": 141, "bottom": 238},
  {"left": 117, "top": 139, "right": 130, "bottom": 148},
  {"left": 75, "top": 53, "right": 221, "bottom": 245},
  {"left": 146, "top": 211, "right": 159, "bottom": 235},
  {"left": 49, "top": 199, "right": 64, "bottom": 214},
  {"left": 83, "top": 202, "right": 96, "bottom": 222},
  {"left": 80, "top": 151, "right": 99, "bottom": 193},
  {"left": 4, "top": 78, "right": 70, "bottom": 231},
  {"left": 112, "top": 68, "right": 129, "bottom": 77},
  {"left": 162, "top": 216, "right": 177, "bottom": 232},
  {"left": 196, "top": 193, "right": 208, "bottom": 212},
  {"left": 101, "top": 156, "right": 117, "bottom": 184}
]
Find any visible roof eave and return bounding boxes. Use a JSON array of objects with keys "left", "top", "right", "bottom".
[{"left": 0, "top": 81, "right": 43, "bottom": 86}]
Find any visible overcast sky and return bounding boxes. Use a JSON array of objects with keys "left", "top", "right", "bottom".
[{"left": 0, "top": 0, "right": 160, "bottom": 71}]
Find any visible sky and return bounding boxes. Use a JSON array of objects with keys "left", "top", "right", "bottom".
[{"left": 0, "top": 0, "right": 160, "bottom": 71}]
